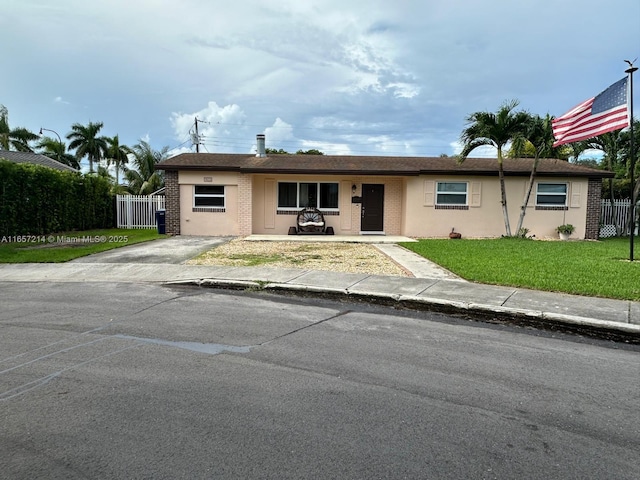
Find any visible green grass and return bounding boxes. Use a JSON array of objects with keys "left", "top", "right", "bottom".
[
  {"left": 225, "top": 253, "right": 285, "bottom": 266},
  {"left": 400, "top": 237, "right": 640, "bottom": 301},
  {"left": 0, "top": 229, "right": 166, "bottom": 263}
]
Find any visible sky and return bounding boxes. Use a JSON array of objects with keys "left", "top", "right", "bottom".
[{"left": 2, "top": 0, "right": 639, "bottom": 165}]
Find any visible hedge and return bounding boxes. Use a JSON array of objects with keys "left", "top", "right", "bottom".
[{"left": 0, "top": 160, "right": 115, "bottom": 235}]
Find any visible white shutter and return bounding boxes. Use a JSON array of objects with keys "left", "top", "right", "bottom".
[
  {"left": 570, "top": 182, "right": 581, "bottom": 208},
  {"left": 470, "top": 182, "right": 481, "bottom": 207},
  {"left": 424, "top": 180, "right": 435, "bottom": 206}
]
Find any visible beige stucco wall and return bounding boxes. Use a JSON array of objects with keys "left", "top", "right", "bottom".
[
  {"left": 403, "top": 175, "right": 590, "bottom": 239},
  {"left": 176, "top": 169, "right": 591, "bottom": 238},
  {"left": 178, "top": 171, "right": 241, "bottom": 236},
  {"left": 250, "top": 175, "right": 403, "bottom": 235}
]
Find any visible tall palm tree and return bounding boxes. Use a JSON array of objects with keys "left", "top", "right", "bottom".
[
  {"left": 124, "top": 140, "right": 168, "bottom": 194},
  {"left": 0, "top": 105, "right": 38, "bottom": 151},
  {"left": 511, "top": 114, "right": 559, "bottom": 234},
  {"left": 105, "top": 135, "right": 131, "bottom": 186},
  {"left": 66, "top": 121, "right": 108, "bottom": 173},
  {"left": 459, "top": 100, "right": 531, "bottom": 236},
  {"left": 37, "top": 136, "right": 80, "bottom": 169}
]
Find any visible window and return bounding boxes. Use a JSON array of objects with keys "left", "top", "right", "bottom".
[
  {"left": 194, "top": 185, "right": 225, "bottom": 208},
  {"left": 277, "top": 182, "right": 339, "bottom": 209},
  {"left": 436, "top": 182, "right": 467, "bottom": 205},
  {"left": 536, "top": 183, "right": 567, "bottom": 206}
]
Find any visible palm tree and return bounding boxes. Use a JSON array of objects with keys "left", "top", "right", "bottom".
[
  {"left": 66, "top": 121, "right": 108, "bottom": 173},
  {"left": 124, "top": 140, "right": 168, "bottom": 194},
  {"left": 512, "top": 114, "right": 559, "bottom": 234},
  {"left": 105, "top": 135, "right": 131, "bottom": 186},
  {"left": 459, "top": 100, "right": 531, "bottom": 236},
  {"left": 0, "top": 105, "right": 38, "bottom": 151},
  {"left": 37, "top": 136, "right": 80, "bottom": 169}
]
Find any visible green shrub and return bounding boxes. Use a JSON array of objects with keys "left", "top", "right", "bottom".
[{"left": 0, "top": 160, "right": 115, "bottom": 235}]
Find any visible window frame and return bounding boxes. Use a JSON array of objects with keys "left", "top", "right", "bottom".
[
  {"left": 277, "top": 181, "right": 339, "bottom": 210},
  {"left": 435, "top": 181, "right": 468, "bottom": 206},
  {"left": 193, "top": 185, "right": 225, "bottom": 209},
  {"left": 535, "top": 182, "right": 568, "bottom": 207}
]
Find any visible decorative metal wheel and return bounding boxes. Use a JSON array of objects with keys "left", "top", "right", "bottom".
[
  {"left": 297, "top": 207, "right": 325, "bottom": 233},
  {"left": 297, "top": 207, "right": 324, "bottom": 225}
]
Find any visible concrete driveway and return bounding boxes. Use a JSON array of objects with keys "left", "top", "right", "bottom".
[{"left": 71, "top": 236, "right": 233, "bottom": 264}]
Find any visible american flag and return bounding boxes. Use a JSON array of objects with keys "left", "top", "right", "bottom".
[{"left": 552, "top": 77, "right": 629, "bottom": 147}]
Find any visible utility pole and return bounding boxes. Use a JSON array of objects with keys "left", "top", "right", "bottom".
[
  {"left": 195, "top": 117, "right": 200, "bottom": 153},
  {"left": 192, "top": 117, "right": 207, "bottom": 153}
]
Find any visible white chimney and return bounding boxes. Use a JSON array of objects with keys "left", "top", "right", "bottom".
[{"left": 256, "top": 134, "right": 266, "bottom": 157}]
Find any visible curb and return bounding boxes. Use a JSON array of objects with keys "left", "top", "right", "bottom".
[{"left": 168, "top": 278, "right": 640, "bottom": 343}]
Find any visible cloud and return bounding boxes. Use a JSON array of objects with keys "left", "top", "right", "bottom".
[
  {"left": 170, "top": 102, "right": 248, "bottom": 153},
  {"left": 264, "top": 118, "right": 294, "bottom": 147},
  {"left": 2, "top": 0, "right": 638, "bottom": 161}
]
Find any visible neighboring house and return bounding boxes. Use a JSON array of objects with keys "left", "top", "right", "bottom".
[
  {"left": 0, "top": 149, "right": 78, "bottom": 172},
  {"left": 156, "top": 135, "right": 613, "bottom": 239}
]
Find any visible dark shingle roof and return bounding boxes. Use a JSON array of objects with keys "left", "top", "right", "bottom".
[
  {"left": 0, "top": 150, "right": 78, "bottom": 172},
  {"left": 156, "top": 153, "right": 613, "bottom": 178}
]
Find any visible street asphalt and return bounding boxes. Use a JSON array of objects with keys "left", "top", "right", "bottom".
[{"left": 1, "top": 235, "right": 638, "bottom": 340}]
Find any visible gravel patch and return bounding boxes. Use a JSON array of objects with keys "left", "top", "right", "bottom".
[{"left": 187, "top": 239, "right": 411, "bottom": 277}]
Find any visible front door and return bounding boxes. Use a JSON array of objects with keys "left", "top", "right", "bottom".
[{"left": 361, "top": 184, "right": 384, "bottom": 232}]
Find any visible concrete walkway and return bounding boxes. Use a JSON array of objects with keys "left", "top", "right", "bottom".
[{"left": 1, "top": 236, "right": 638, "bottom": 340}]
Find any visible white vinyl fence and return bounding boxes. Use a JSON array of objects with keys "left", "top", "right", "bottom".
[
  {"left": 600, "top": 199, "right": 639, "bottom": 238},
  {"left": 117, "top": 195, "right": 165, "bottom": 229}
]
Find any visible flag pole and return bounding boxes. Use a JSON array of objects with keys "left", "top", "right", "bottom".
[{"left": 626, "top": 61, "right": 638, "bottom": 261}]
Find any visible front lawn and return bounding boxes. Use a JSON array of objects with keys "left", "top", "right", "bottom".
[
  {"left": 0, "top": 229, "right": 165, "bottom": 263},
  {"left": 400, "top": 237, "right": 640, "bottom": 301}
]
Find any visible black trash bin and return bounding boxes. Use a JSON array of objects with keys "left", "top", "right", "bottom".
[{"left": 155, "top": 209, "right": 166, "bottom": 234}]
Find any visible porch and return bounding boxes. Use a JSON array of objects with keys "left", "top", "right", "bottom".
[{"left": 244, "top": 234, "right": 417, "bottom": 243}]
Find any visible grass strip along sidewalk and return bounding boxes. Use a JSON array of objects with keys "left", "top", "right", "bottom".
[
  {"left": 0, "top": 229, "right": 165, "bottom": 263},
  {"left": 400, "top": 237, "right": 640, "bottom": 301}
]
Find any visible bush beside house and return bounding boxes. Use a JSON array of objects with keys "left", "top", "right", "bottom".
[{"left": 0, "top": 160, "right": 114, "bottom": 235}]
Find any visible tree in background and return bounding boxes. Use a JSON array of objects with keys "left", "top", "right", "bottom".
[
  {"left": 125, "top": 141, "right": 168, "bottom": 194},
  {"left": 0, "top": 105, "right": 38, "bottom": 152},
  {"left": 296, "top": 149, "right": 324, "bottom": 155},
  {"left": 265, "top": 148, "right": 290, "bottom": 154},
  {"left": 265, "top": 148, "right": 325, "bottom": 155},
  {"left": 67, "top": 121, "right": 108, "bottom": 173},
  {"left": 105, "top": 134, "right": 131, "bottom": 187},
  {"left": 458, "top": 100, "right": 531, "bottom": 236},
  {"left": 37, "top": 135, "right": 79, "bottom": 169},
  {"left": 580, "top": 131, "right": 626, "bottom": 235},
  {"left": 617, "top": 119, "right": 640, "bottom": 204}
]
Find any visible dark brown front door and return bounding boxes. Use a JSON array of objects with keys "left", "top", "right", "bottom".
[{"left": 361, "top": 184, "right": 384, "bottom": 232}]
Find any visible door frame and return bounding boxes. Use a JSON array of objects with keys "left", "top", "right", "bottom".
[{"left": 360, "top": 183, "right": 385, "bottom": 233}]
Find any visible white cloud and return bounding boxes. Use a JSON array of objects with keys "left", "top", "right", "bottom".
[
  {"left": 450, "top": 140, "right": 496, "bottom": 158},
  {"left": 2, "top": 0, "right": 638, "bottom": 161},
  {"left": 264, "top": 118, "right": 294, "bottom": 148},
  {"left": 170, "top": 102, "right": 248, "bottom": 153}
]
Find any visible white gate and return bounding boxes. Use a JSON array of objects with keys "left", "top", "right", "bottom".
[
  {"left": 117, "top": 195, "right": 165, "bottom": 229},
  {"left": 600, "top": 199, "right": 639, "bottom": 237}
]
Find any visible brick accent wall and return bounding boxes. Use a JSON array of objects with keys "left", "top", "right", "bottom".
[
  {"left": 165, "top": 171, "right": 180, "bottom": 235},
  {"left": 237, "top": 173, "right": 252, "bottom": 236},
  {"left": 585, "top": 178, "right": 602, "bottom": 240}
]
